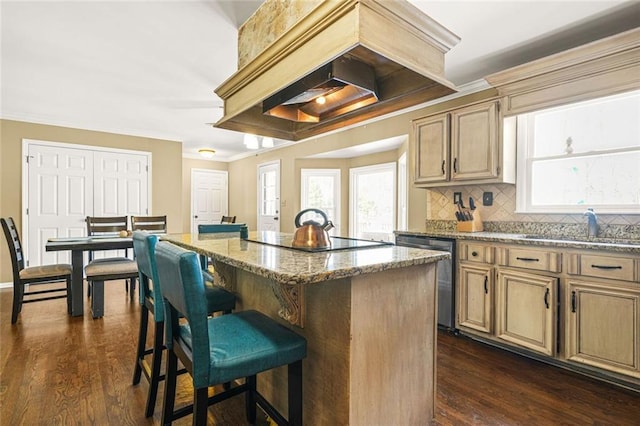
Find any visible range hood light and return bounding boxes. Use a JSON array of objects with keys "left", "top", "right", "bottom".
[{"left": 263, "top": 57, "right": 378, "bottom": 124}]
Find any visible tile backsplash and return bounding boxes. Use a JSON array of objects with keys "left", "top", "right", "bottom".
[{"left": 427, "top": 183, "right": 640, "bottom": 226}]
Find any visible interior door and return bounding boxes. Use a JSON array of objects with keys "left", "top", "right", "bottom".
[
  {"left": 93, "top": 150, "right": 149, "bottom": 217},
  {"left": 93, "top": 150, "right": 149, "bottom": 259},
  {"left": 26, "top": 143, "right": 93, "bottom": 266},
  {"left": 257, "top": 161, "right": 280, "bottom": 232},
  {"left": 25, "top": 140, "right": 150, "bottom": 266},
  {"left": 191, "top": 169, "right": 228, "bottom": 233}
]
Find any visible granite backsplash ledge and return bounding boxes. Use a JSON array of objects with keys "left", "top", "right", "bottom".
[{"left": 424, "top": 220, "right": 640, "bottom": 242}]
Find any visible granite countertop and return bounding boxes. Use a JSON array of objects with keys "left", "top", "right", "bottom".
[
  {"left": 162, "top": 232, "right": 449, "bottom": 286},
  {"left": 395, "top": 230, "right": 640, "bottom": 254}
]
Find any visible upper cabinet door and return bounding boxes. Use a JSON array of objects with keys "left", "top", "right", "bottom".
[
  {"left": 412, "top": 113, "right": 450, "bottom": 184},
  {"left": 451, "top": 101, "right": 499, "bottom": 181}
]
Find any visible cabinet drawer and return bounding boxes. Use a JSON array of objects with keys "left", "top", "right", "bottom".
[
  {"left": 568, "top": 253, "right": 638, "bottom": 282},
  {"left": 498, "top": 246, "right": 561, "bottom": 273},
  {"left": 459, "top": 242, "right": 494, "bottom": 263}
]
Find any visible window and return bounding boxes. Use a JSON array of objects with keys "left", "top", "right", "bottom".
[
  {"left": 397, "top": 153, "right": 408, "bottom": 231},
  {"left": 300, "top": 169, "right": 340, "bottom": 235},
  {"left": 349, "top": 162, "right": 396, "bottom": 241},
  {"left": 516, "top": 89, "right": 640, "bottom": 214}
]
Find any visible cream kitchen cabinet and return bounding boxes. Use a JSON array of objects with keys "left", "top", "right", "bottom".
[
  {"left": 496, "top": 269, "right": 558, "bottom": 356},
  {"left": 458, "top": 262, "right": 493, "bottom": 333},
  {"left": 457, "top": 241, "right": 495, "bottom": 333},
  {"left": 565, "top": 250, "right": 640, "bottom": 379},
  {"left": 412, "top": 113, "right": 449, "bottom": 184},
  {"left": 456, "top": 239, "right": 640, "bottom": 388},
  {"left": 411, "top": 100, "right": 515, "bottom": 187},
  {"left": 565, "top": 279, "right": 640, "bottom": 379}
]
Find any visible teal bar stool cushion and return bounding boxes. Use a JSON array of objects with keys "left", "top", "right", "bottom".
[{"left": 178, "top": 309, "right": 308, "bottom": 386}]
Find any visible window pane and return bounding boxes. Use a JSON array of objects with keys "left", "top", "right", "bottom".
[
  {"left": 353, "top": 168, "right": 395, "bottom": 241},
  {"left": 308, "top": 176, "right": 335, "bottom": 209},
  {"left": 531, "top": 152, "right": 640, "bottom": 206},
  {"left": 533, "top": 91, "right": 640, "bottom": 157}
]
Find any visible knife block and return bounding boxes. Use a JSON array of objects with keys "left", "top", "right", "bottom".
[{"left": 456, "top": 210, "right": 483, "bottom": 232}]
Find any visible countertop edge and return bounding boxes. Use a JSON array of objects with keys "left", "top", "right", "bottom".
[{"left": 395, "top": 230, "right": 640, "bottom": 254}]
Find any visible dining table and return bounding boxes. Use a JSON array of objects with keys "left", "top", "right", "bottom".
[{"left": 45, "top": 236, "right": 133, "bottom": 316}]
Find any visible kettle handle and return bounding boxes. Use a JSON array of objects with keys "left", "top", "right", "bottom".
[{"left": 294, "top": 208, "right": 329, "bottom": 228}]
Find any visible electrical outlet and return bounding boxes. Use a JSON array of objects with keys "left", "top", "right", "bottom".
[
  {"left": 482, "top": 192, "right": 493, "bottom": 206},
  {"left": 453, "top": 192, "right": 462, "bottom": 204}
]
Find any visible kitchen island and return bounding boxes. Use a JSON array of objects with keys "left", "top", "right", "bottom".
[{"left": 162, "top": 232, "right": 449, "bottom": 425}]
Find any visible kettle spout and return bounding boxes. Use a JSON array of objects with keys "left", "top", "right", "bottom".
[{"left": 324, "top": 221, "right": 335, "bottom": 232}]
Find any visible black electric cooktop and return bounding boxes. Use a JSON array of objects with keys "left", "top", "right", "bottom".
[{"left": 245, "top": 231, "right": 394, "bottom": 252}]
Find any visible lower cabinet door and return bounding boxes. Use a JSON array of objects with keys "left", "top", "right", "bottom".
[
  {"left": 566, "top": 279, "right": 640, "bottom": 379},
  {"left": 496, "top": 269, "right": 557, "bottom": 356},
  {"left": 458, "top": 263, "right": 493, "bottom": 333}
]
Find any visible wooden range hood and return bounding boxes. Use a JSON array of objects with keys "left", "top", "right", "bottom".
[{"left": 214, "top": 0, "right": 460, "bottom": 141}]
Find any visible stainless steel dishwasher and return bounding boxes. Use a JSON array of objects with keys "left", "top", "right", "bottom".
[{"left": 395, "top": 234, "right": 456, "bottom": 330}]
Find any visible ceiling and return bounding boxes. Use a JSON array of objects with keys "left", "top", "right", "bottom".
[{"left": 2, "top": 1, "right": 639, "bottom": 161}]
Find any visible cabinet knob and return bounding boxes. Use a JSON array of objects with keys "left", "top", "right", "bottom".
[{"left": 471, "top": 251, "right": 478, "bottom": 257}]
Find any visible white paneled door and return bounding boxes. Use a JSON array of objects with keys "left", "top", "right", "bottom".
[
  {"left": 24, "top": 140, "right": 150, "bottom": 267},
  {"left": 93, "top": 150, "right": 149, "bottom": 218},
  {"left": 26, "top": 144, "right": 93, "bottom": 266},
  {"left": 191, "top": 169, "right": 228, "bottom": 233},
  {"left": 258, "top": 161, "right": 280, "bottom": 232}
]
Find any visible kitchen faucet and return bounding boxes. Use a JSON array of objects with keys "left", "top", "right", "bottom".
[{"left": 583, "top": 208, "right": 599, "bottom": 238}]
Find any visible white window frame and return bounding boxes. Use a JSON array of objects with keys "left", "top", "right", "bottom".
[
  {"left": 516, "top": 92, "right": 640, "bottom": 215},
  {"left": 397, "top": 153, "right": 408, "bottom": 231},
  {"left": 349, "top": 162, "right": 397, "bottom": 241},
  {"left": 300, "top": 168, "right": 341, "bottom": 235}
]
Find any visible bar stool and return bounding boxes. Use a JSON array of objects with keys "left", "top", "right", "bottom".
[
  {"left": 131, "top": 231, "right": 236, "bottom": 417},
  {"left": 155, "top": 241, "right": 307, "bottom": 425}
]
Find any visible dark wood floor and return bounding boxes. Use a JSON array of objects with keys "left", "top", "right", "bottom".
[{"left": 1, "top": 282, "right": 638, "bottom": 425}]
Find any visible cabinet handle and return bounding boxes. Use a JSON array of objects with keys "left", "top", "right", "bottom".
[
  {"left": 471, "top": 251, "right": 478, "bottom": 257},
  {"left": 571, "top": 291, "right": 577, "bottom": 313},
  {"left": 591, "top": 264, "right": 622, "bottom": 270},
  {"left": 544, "top": 288, "right": 550, "bottom": 309},
  {"left": 453, "top": 158, "right": 458, "bottom": 173},
  {"left": 484, "top": 276, "right": 488, "bottom": 294},
  {"left": 516, "top": 257, "right": 539, "bottom": 262}
]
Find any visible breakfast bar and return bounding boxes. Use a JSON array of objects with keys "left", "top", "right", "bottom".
[{"left": 162, "top": 232, "right": 449, "bottom": 425}]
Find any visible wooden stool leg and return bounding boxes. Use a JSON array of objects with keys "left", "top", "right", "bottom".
[
  {"left": 161, "top": 348, "right": 178, "bottom": 426},
  {"left": 194, "top": 387, "right": 208, "bottom": 425},
  {"left": 132, "top": 305, "right": 149, "bottom": 385},
  {"left": 245, "top": 375, "right": 257, "bottom": 424},
  {"left": 288, "top": 360, "right": 303, "bottom": 426},
  {"left": 144, "top": 320, "right": 164, "bottom": 418}
]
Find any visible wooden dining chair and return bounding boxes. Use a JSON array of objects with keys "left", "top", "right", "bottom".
[
  {"left": 1, "top": 217, "right": 72, "bottom": 324},
  {"left": 131, "top": 215, "right": 167, "bottom": 234},
  {"left": 85, "top": 216, "right": 139, "bottom": 317},
  {"left": 220, "top": 215, "right": 236, "bottom": 223},
  {"left": 86, "top": 215, "right": 131, "bottom": 261}
]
